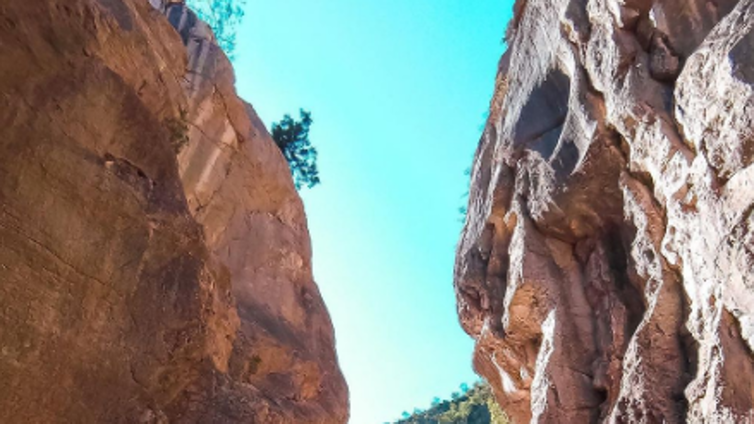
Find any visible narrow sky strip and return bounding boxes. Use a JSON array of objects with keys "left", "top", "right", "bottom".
[{"left": 234, "top": 2, "right": 513, "bottom": 422}]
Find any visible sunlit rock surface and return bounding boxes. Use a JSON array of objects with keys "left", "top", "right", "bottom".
[
  {"left": 0, "top": 1, "right": 347, "bottom": 422},
  {"left": 456, "top": 0, "right": 754, "bottom": 422}
]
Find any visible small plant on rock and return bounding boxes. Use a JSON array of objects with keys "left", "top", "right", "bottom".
[{"left": 166, "top": 108, "right": 190, "bottom": 154}]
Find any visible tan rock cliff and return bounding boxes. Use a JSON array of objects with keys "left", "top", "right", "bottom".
[
  {"left": 456, "top": 0, "right": 754, "bottom": 422},
  {"left": 0, "top": 0, "right": 347, "bottom": 422}
]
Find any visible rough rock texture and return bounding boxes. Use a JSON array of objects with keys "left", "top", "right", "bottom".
[
  {"left": 456, "top": 0, "right": 754, "bottom": 422},
  {"left": 0, "top": 1, "right": 347, "bottom": 422}
]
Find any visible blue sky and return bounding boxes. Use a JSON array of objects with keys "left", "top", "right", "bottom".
[{"left": 233, "top": 2, "right": 512, "bottom": 422}]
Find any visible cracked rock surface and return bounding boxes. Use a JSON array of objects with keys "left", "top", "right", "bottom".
[
  {"left": 456, "top": 0, "right": 754, "bottom": 422},
  {"left": 0, "top": 1, "right": 347, "bottom": 422}
]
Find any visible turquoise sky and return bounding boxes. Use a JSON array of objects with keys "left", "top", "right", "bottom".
[{"left": 234, "top": 2, "right": 512, "bottom": 422}]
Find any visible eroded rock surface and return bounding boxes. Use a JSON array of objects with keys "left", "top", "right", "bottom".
[
  {"left": 0, "top": 1, "right": 347, "bottom": 422},
  {"left": 456, "top": 0, "right": 754, "bottom": 422}
]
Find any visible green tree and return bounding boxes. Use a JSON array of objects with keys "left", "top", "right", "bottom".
[
  {"left": 186, "top": 0, "right": 246, "bottom": 59},
  {"left": 394, "top": 381, "right": 509, "bottom": 424},
  {"left": 271, "top": 110, "right": 321, "bottom": 190}
]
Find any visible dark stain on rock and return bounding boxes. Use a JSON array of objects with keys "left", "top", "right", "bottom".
[
  {"left": 96, "top": 0, "right": 133, "bottom": 31},
  {"left": 731, "top": 30, "right": 754, "bottom": 84},
  {"left": 513, "top": 67, "right": 571, "bottom": 150}
]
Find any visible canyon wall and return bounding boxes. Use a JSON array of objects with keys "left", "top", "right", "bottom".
[
  {"left": 0, "top": 0, "right": 347, "bottom": 422},
  {"left": 456, "top": 0, "right": 754, "bottom": 422}
]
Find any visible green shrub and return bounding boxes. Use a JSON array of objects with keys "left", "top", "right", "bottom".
[
  {"left": 271, "top": 109, "right": 320, "bottom": 190},
  {"left": 186, "top": 0, "right": 246, "bottom": 60},
  {"left": 166, "top": 108, "right": 190, "bottom": 154},
  {"left": 394, "top": 382, "right": 509, "bottom": 424}
]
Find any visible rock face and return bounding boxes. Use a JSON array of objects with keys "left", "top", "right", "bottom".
[
  {"left": 0, "top": 1, "right": 347, "bottom": 422},
  {"left": 456, "top": 0, "right": 754, "bottom": 422}
]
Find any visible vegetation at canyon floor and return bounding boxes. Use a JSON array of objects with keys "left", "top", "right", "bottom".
[{"left": 393, "top": 382, "right": 508, "bottom": 424}]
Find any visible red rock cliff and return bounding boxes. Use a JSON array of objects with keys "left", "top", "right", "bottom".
[
  {"left": 456, "top": 0, "right": 754, "bottom": 422},
  {"left": 0, "top": 1, "right": 348, "bottom": 422}
]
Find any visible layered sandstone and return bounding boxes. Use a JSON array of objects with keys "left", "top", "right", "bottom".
[
  {"left": 0, "top": 1, "right": 347, "bottom": 422},
  {"left": 456, "top": 0, "right": 754, "bottom": 422}
]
